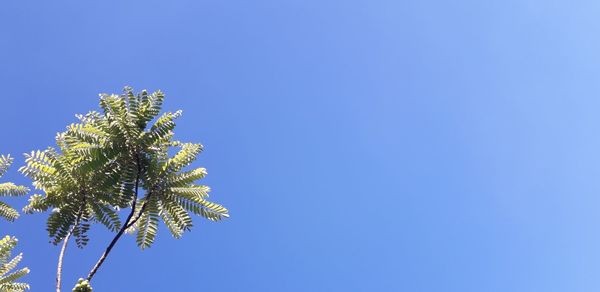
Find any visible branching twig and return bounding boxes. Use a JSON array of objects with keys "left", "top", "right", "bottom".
[{"left": 86, "top": 155, "right": 144, "bottom": 282}]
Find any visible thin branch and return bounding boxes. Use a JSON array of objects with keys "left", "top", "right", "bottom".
[
  {"left": 56, "top": 230, "right": 71, "bottom": 292},
  {"left": 86, "top": 155, "right": 142, "bottom": 281},
  {"left": 57, "top": 208, "right": 83, "bottom": 292},
  {"left": 86, "top": 206, "right": 136, "bottom": 280}
]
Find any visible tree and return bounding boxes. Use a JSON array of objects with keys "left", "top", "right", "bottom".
[
  {"left": 0, "top": 155, "right": 30, "bottom": 291},
  {"left": 20, "top": 87, "right": 229, "bottom": 291}
]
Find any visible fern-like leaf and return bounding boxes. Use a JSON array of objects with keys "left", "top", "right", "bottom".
[{"left": 0, "top": 236, "right": 29, "bottom": 291}]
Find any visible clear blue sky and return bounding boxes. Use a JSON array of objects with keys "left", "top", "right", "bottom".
[{"left": 2, "top": 0, "right": 600, "bottom": 291}]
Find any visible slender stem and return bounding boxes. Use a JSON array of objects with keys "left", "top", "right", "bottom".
[
  {"left": 86, "top": 201, "right": 136, "bottom": 281},
  {"left": 87, "top": 191, "right": 151, "bottom": 281},
  {"left": 87, "top": 155, "right": 143, "bottom": 281},
  {"left": 57, "top": 209, "right": 83, "bottom": 292},
  {"left": 56, "top": 231, "right": 72, "bottom": 292}
]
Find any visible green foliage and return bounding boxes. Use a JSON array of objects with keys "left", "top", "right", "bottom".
[
  {"left": 21, "top": 87, "right": 229, "bottom": 250},
  {"left": 72, "top": 278, "right": 92, "bottom": 292},
  {"left": 0, "top": 156, "right": 30, "bottom": 291},
  {"left": 19, "top": 147, "right": 121, "bottom": 247},
  {"left": 0, "top": 236, "right": 29, "bottom": 291},
  {"left": 0, "top": 155, "right": 29, "bottom": 222}
]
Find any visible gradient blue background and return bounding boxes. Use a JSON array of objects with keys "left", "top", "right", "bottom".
[{"left": 1, "top": 0, "right": 600, "bottom": 291}]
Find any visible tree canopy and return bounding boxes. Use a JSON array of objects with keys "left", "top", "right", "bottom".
[{"left": 18, "top": 87, "right": 229, "bottom": 291}]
